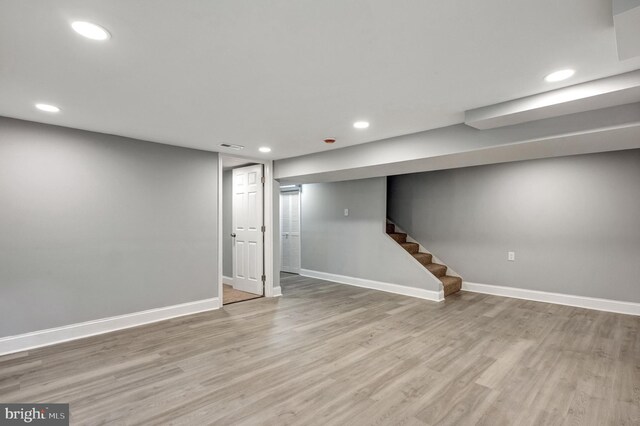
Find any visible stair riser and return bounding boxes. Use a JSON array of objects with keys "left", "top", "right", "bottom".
[
  {"left": 413, "top": 255, "right": 433, "bottom": 266},
  {"left": 426, "top": 264, "right": 447, "bottom": 278},
  {"left": 443, "top": 281, "right": 462, "bottom": 296},
  {"left": 386, "top": 224, "right": 395, "bottom": 233},
  {"left": 401, "top": 244, "right": 419, "bottom": 254},
  {"left": 388, "top": 233, "right": 407, "bottom": 243},
  {"left": 440, "top": 276, "right": 462, "bottom": 297}
]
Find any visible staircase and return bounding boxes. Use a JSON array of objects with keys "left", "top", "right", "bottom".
[{"left": 386, "top": 222, "right": 462, "bottom": 297}]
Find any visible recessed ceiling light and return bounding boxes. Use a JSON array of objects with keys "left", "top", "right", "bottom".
[
  {"left": 35, "top": 103, "right": 60, "bottom": 113},
  {"left": 544, "top": 69, "right": 575, "bottom": 83},
  {"left": 71, "top": 21, "right": 111, "bottom": 41},
  {"left": 259, "top": 147, "right": 271, "bottom": 153},
  {"left": 353, "top": 121, "right": 370, "bottom": 129}
]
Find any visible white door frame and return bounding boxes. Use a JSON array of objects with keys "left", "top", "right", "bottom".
[
  {"left": 232, "top": 164, "right": 265, "bottom": 295},
  {"left": 280, "top": 188, "right": 301, "bottom": 274},
  {"left": 218, "top": 154, "right": 276, "bottom": 302}
]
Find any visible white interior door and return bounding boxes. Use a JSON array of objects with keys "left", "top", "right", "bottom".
[
  {"left": 280, "top": 190, "right": 301, "bottom": 274},
  {"left": 232, "top": 165, "right": 264, "bottom": 295}
]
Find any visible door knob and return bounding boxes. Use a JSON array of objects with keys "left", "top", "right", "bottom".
[{"left": 231, "top": 233, "right": 236, "bottom": 238}]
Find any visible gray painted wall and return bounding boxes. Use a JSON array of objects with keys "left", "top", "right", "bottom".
[
  {"left": 387, "top": 149, "right": 640, "bottom": 303},
  {"left": 301, "top": 177, "right": 437, "bottom": 291},
  {"left": 222, "top": 170, "right": 232, "bottom": 278},
  {"left": 613, "top": 0, "right": 640, "bottom": 15},
  {"left": 0, "top": 117, "right": 219, "bottom": 337}
]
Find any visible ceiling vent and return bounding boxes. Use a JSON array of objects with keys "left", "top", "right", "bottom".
[{"left": 219, "top": 143, "right": 244, "bottom": 150}]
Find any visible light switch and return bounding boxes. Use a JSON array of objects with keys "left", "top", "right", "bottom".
[
  {"left": 344, "top": 208, "right": 349, "bottom": 216},
  {"left": 508, "top": 251, "right": 515, "bottom": 261}
]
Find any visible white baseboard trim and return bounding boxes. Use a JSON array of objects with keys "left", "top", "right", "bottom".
[
  {"left": 0, "top": 297, "right": 221, "bottom": 356},
  {"left": 300, "top": 269, "right": 443, "bottom": 302},
  {"left": 272, "top": 286, "right": 282, "bottom": 297},
  {"left": 462, "top": 282, "right": 640, "bottom": 316},
  {"left": 223, "top": 275, "right": 234, "bottom": 285}
]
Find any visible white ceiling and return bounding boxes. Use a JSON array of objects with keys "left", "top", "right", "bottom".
[
  {"left": 221, "top": 155, "right": 256, "bottom": 171},
  {"left": 1, "top": 0, "right": 640, "bottom": 160}
]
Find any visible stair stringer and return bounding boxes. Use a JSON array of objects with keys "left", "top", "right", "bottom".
[
  {"left": 386, "top": 219, "right": 463, "bottom": 280},
  {"left": 382, "top": 224, "right": 445, "bottom": 300}
]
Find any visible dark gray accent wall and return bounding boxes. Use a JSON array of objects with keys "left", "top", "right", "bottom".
[
  {"left": 301, "top": 177, "right": 437, "bottom": 290},
  {"left": 0, "top": 117, "right": 219, "bottom": 337},
  {"left": 387, "top": 149, "right": 640, "bottom": 303}
]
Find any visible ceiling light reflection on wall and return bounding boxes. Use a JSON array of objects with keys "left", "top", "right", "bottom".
[{"left": 544, "top": 69, "right": 575, "bottom": 82}]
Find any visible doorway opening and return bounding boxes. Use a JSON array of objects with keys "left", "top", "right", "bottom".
[
  {"left": 221, "top": 156, "right": 268, "bottom": 305},
  {"left": 280, "top": 186, "right": 301, "bottom": 274},
  {"left": 280, "top": 184, "right": 301, "bottom": 282}
]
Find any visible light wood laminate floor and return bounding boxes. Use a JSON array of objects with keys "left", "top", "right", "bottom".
[{"left": 1, "top": 274, "right": 639, "bottom": 425}]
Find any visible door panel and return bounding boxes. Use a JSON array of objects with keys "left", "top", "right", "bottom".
[
  {"left": 248, "top": 242, "right": 258, "bottom": 280},
  {"left": 232, "top": 165, "right": 264, "bottom": 295},
  {"left": 236, "top": 241, "right": 245, "bottom": 279}
]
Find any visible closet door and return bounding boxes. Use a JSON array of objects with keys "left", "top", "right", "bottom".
[{"left": 280, "top": 190, "right": 300, "bottom": 274}]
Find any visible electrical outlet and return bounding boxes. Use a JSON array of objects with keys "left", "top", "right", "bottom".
[
  {"left": 344, "top": 208, "right": 349, "bottom": 216},
  {"left": 508, "top": 251, "right": 515, "bottom": 261}
]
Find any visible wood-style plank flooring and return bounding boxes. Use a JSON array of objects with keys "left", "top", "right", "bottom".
[{"left": 1, "top": 274, "right": 639, "bottom": 425}]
